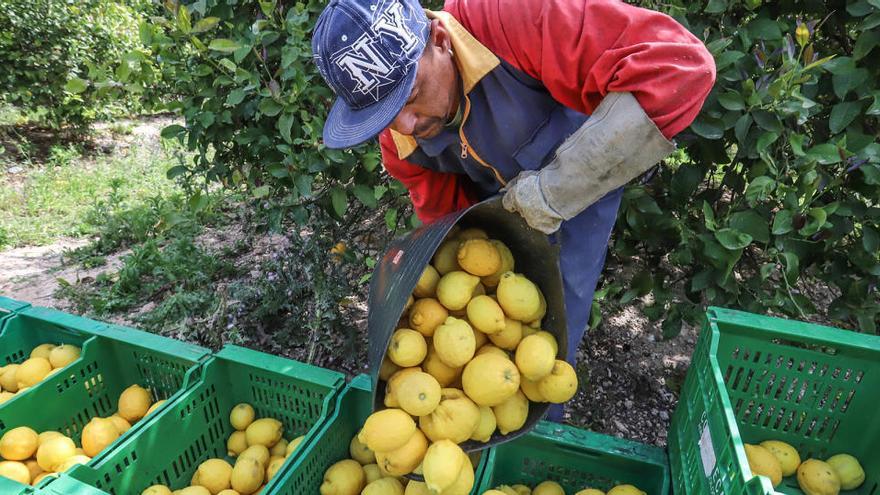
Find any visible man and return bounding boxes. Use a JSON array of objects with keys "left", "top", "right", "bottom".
[{"left": 312, "top": 0, "right": 714, "bottom": 410}]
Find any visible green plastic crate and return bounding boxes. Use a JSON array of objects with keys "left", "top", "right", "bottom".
[
  {"left": 45, "top": 344, "right": 345, "bottom": 494},
  {"left": 0, "top": 296, "right": 29, "bottom": 332},
  {"left": 272, "top": 374, "right": 489, "bottom": 494},
  {"left": 0, "top": 307, "right": 208, "bottom": 494},
  {"left": 476, "top": 421, "right": 670, "bottom": 494},
  {"left": 669, "top": 307, "right": 880, "bottom": 495}
]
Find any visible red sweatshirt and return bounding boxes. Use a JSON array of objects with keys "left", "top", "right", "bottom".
[{"left": 379, "top": 0, "right": 715, "bottom": 223}]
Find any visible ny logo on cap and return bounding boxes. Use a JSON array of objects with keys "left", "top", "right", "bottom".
[{"left": 332, "top": 1, "right": 427, "bottom": 102}]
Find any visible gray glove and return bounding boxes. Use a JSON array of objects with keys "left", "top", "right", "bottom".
[{"left": 502, "top": 92, "right": 676, "bottom": 234}]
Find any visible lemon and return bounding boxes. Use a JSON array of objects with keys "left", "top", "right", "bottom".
[
  {"left": 826, "top": 453, "right": 864, "bottom": 490},
  {"left": 422, "top": 347, "right": 462, "bottom": 387},
  {"left": 488, "top": 318, "right": 523, "bottom": 351},
  {"left": 54, "top": 455, "right": 91, "bottom": 473},
  {"left": 522, "top": 324, "right": 539, "bottom": 337},
  {"left": 470, "top": 406, "right": 497, "bottom": 442},
  {"left": 744, "top": 444, "right": 782, "bottom": 487},
  {"left": 375, "top": 429, "right": 427, "bottom": 476},
  {"left": 363, "top": 464, "right": 382, "bottom": 484},
  {"left": 433, "top": 317, "right": 476, "bottom": 367},
  {"left": 359, "top": 409, "right": 416, "bottom": 453},
  {"left": 0, "top": 391, "right": 15, "bottom": 404},
  {"left": 534, "top": 332, "right": 559, "bottom": 356},
  {"left": 493, "top": 390, "right": 529, "bottom": 435},
  {"left": 230, "top": 403, "right": 256, "bottom": 431},
  {"left": 607, "top": 486, "right": 646, "bottom": 495},
  {"left": 36, "top": 435, "right": 76, "bottom": 471},
  {"left": 404, "top": 480, "right": 431, "bottom": 495},
  {"left": 575, "top": 490, "right": 605, "bottom": 495},
  {"left": 396, "top": 371, "right": 441, "bottom": 416},
  {"left": 414, "top": 265, "right": 441, "bottom": 298},
  {"left": 436, "top": 271, "right": 481, "bottom": 311},
  {"left": 269, "top": 438, "right": 288, "bottom": 457},
  {"left": 82, "top": 417, "right": 120, "bottom": 457},
  {"left": 510, "top": 485, "right": 531, "bottom": 495},
  {"left": 385, "top": 367, "right": 422, "bottom": 408},
  {"left": 177, "top": 487, "right": 211, "bottom": 495},
  {"left": 48, "top": 344, "right": 81, "bottom": 369},
  {"left": 457, "top": 239, "right": 501, "bottom": 277},
  {"left": 481, "top": 240, "right": 514, "bottom": 287},
  {"left": 215, "top": 490, "right": 240, "bottom": 495},
  {"left": 0, "top": 461, "right": 30, "bottom": 485},
  {"left": 231, "top": 456, "right": 264, "bottom": 494},
  {"left": 476, "top": 345, "right": 509, "bottom": 359},
  {"left": 496, "top": 273, "right": 541, "bottom": 321},
  {"left": 349, "top": 435, "right": 375, "bottom": 465},
  {"left": 141, "top": 485, "right": 173, "bottom": 495},
  {"left": 30, "top": 343, "right": 56, "bottom": 360},
  {"left": 146, "top": 400, "right": 165, "bottom": 416},
  {"left": 533, "top": 481, "right": 565, "bottom": 495},
  {"left": 519, "top": 376, "right": 547, "bottom": 402},
  {"left": 286, "top": 435, "right": 305, "bottom": 457},
  {"left": 798, "top": 459, "right": 840, "bottom": 495},
  {"left": 522, "top": 290, "right": 547, "bottom": 324},
  {"left": 433, "top": 240, "right": 462, "bottom": 275},
  {"left": 457, "top": 228, "right": 489, "bottom": 240},
  {"left": 196, "top": 458, "right": 233, "bottom": 493},
  {"left": 493, "top": 486, "right": 519, "bottom": 495},
  {"left": 245, "top": 418, "right": 283, "bottom": 448},
  {"left": 24, "top": 459, "right": 42, "bottom": 481},
  {"left": 471, "top": 323, "right": 488, "bottom": 350},
  {"left": 466, "top": 295, "right": 506, "bottom": 334},
  {"left": 537, "top": 360, "right": 578, "bottom": 403},
  {"left": 267, "top": 456, "right": 285, "bottom": 480},
  {"left": 438, "top": 455, "right": 474, "bottom": 495},
  {"left": 0, "top": 364, "right": 20, "bottom": 392},
  {"left": 423, "top": 440, "right": 464, "bottom": 493},
  {"left": 118, "top": 384, "right": 152, "bottom": 423},
  {"left": 419, "top": 389, "right": 481, "bottom": 443},
  {"left": 759, "top": 440, "right": 800, "bottom": 476},
  {"left": 404, "top": 295, "right": 415, "bottom": 316},
  {"left": 363, "top": 478, "right": 405, "bottom": 495},
  {"left": 388, "top": 329, "right": 428, "bottom": 367},
  {"left": 240, "top": 445, "right": 270, "bottom": 466},
  {"left": 462, "top": 353, "right": 520, "bottom": 406},
  {"left": 108, "top": 414, "right": 132, "bottom": 434},
  {"left": 515, "top": 335, "right": 556, "bottom": 381},
  {"left": 32, "top": 471, "right": 57, "bottom": 485},
  {"left": 0, "top": 426, "right": 39, "bottom": 460},
  {"left": 379, "top": 357, "right": 401, "bottom": 381},
  {"left": 16, "top": 358, "right": 51, "bottom": 388},
  {"left": 320, "top": 459, "right": 365, "bottom": 495},
  {"left": 409, "top": 298, "right": 449, "bottom": 337},
  {"left": 484, "top": 491, "right": 511, "bottom": 495},
  {"left": 228, "top": 431, "right": 248, "bottom": 457}
]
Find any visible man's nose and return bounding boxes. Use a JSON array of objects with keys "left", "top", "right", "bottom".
[{"left": 391, "top": 109, "right": 417, "bottom": 136}]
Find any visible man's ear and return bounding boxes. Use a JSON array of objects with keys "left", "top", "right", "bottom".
[{"left": 429, "top": 19, "right": 452, "bottom": 53}]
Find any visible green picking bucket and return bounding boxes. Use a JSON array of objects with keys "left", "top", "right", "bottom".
[
  {"left": 476, "top": 421, "right": 671, "bottom": 494},
  {"left": 271, "top": 374, "right": 489, "bottom": 494},
  {"left": 0, "top": 306, "right": 208, "bottom": 494},
  {"left": 367, "top": 196, "right": 568, "bottom": 452},
  {"left": 51, "top": 344, "right": 345, "bottom": 494},
  {"left": 668, "top": 307, "right": 880, "bottom": 495}
]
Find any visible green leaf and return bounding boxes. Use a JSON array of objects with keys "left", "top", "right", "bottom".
[
  {"left": 789, "top": 134, "right": 806, "bottom": 156},
  {"left": 64, "top": 77, "right": 88, "bottom": 94},
  {"left": 209, "top": 39, "right": 241, "bottom": 53},
  {"left": 252, "top": 185, "right": 271, "bottom": 198},
  {"left": 734, "top": 114, "right": 752, "bottom": 144},
  {"left": 690, "top": 117, "right": 724, "bottom": 139},
  {"left": 752, "top": 110, "right": 783, "bottom": 133},
  {"left": 259, "top": 0, "right": 275, "bottom": 17},
  {"left": 745, "top": 176, "right": 776, "bottom": 206},
  {"left": 781, "top": 252, "right": 799, "bottom": 282},
  {"left": 853, "top": 27, "right": 880, "bottom": 60},
  {"left": 226, "top": 89, "right": 246, "bottom": 106},
  {"left": 863, "top": 226, "right": 879, "bottom": 253},
  {"left": 258, "top": 98, "right": 283, "bottom": 117},
  {"left": 772, "top": 210, "right": 794, "bottom": 235},
  {"left": 166, "top": 165, "right": 188, "bottom": 179},
  {"left": 862, "top": 164, "right": 880, "bottom": 185},
  {"left": 189, "top": 191, "right": 208, "bottom": 212},
  {"left": 715, "top": 228, "right": 753, "bottom": 250},
  {"left": 706, "top": 38, "right": 732, "bottom": 56},
  {"left": 331, "top": 187, "right": 348, "bottom": 217},
  {"left": 661, "top": 310, "right": 683, "bottom": 339},
  {"left": 266, "top": 164, "right": 288, "bottom": 178},
  {"left": 830, "top": 101, "right": 862, "bottom": 134},
  {"left": 363, "top": 153, "right": 380, "bottom": 172},
  {"left": 295, "top": 175, "right": 313, "bottom": 197},
  {"left": 218, "top": 58, "right": 236, "bottom": 72},
  {"left": 177, "top": 5, "right": 191, "bottom": 33},
  {"left": 193, "top": 17, "right": 220, "bottom": 33},
  {"left": 385, "top": 208, "right": 398, "bottom": 230},
  {"left": 278, "top": 113, "right": 294, "bottom": 143},
  {"left": 857, "top": 313, "right": 877, "bottom": 334},
  {"left": 800, "top": 207, "right": 828, "bottom": 235},
  {"left": 138, "top": 22, "right": 152, "bottom": 45},
  {"left": 867, "top": 91, "right": 880, "bottom": 116},
  {"left": 748, "top": 18, "right": 782, "bottom": 40},
  {"left": 858, "top": 12, "right": 880, "bottom": 30},
  {"left": 729, "top": 210, "right": 770, "bottom": 243},
  {"left": 704, "top": 0, "right": 728, "bottom": 13},
  {"left": 718, "top": 91, "right": 745, "bottom": 111},
  {"left": 703, "top": 201, "right": 717, "bottom": 231},
  {"left": 160, "top": 124, "right": 185, "bottom": 139},
  {"left": 806, "top": 143, "right": 842, "bottom": 164},
  {"left": 848, "top": 0, "right": 876, "bottom": 16},
  {"left": 352, "top": 185, "right": 377, "bottom": 208},
  {"left": 756, "top": 131, "right": 779, "bottom": 154}
]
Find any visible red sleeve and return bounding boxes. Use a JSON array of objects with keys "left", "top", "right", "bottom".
[
  {"left": 444, "top": 0, "right": 716, "bottom": 139},
  {"left": 379, "top": 130, "right": 477, "bottom": 223}
]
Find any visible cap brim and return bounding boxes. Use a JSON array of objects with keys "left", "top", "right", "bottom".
[{"left": 322, "top": 66, "right": 417, "bottom": 149}]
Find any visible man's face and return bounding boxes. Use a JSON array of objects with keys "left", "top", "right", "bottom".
[{"left": 389, "top": 20, "right": 460, "bottom": 140}]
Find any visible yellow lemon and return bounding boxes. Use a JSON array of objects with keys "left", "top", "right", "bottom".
[
  {"left": 493, "top": 390, "right": 529, "bottom": 435},
  {"left": 82, "top": 417, "right": 120, "bottom": 457},
  {"left": 379, "top": 357, "right": 400, "bottom": 382},
  {"left": 511, "top": 485, "right": 531, "bottom": 495},
  {"left": 423, "top": 440, "right": 464, "bottom": 493},
  {"left": 30, "top": 343, "right": 56, "bottom": 360},
  {"left": 363, "top": 464, "right": 382, "bottom": 484},
  {"left": 384, "top": 367, "right": 422, "bottom": 408},
  {"left": 519, "top": 376, "right": 547, "bottom": 402},
  {"left": 16, "top": 358, "right": 51, "bottom": 388},
  {"left": 240, "top": 445, "right": 270, "bottom": 466},
  {"left": 359, "top": 409, "right": 416, "bottom": 453},
  {"left": 576, "top": 489, "right": 605, "bottom": 495},
  {"left": 537, "top": 361, "right": 578, "bottom": 403},
  {"left": 419, "top": 389, "right": 480, "bottom": 443},
  {"left": 176, "top": 487, "right": 211, "bottom": 495},
  {"left": 433, "top": 317, "right": 476, "bottom": 367},
  {"left": 388, "top": 328, "right": 428, "bottom": 367},
  {"left": 607, "top": 486, "right": 646, "bottom": 495},
  {"left": 438, "top": 455, "right": 474, "bottom": 495},
  {"left": 146, "top": 400, "right": 165, "bottom": 416},
  {"left": 197, "top": 458, "right": 233, "bottom": 493},
  {"left": 476, "top": 345, "right": 509, "bottom": 359},
  {"left": 0, "top": 461, "right": 30, "bottom": 485},
  {"left": 48, "top": 344, "right": 81, "bottom": 369},
  {"left": 54, "top": 455, "right": 91, "bottom": 473},
  {"left": 432, "top": 240, "right": 462, "bottom": 275},
  {"left": 363, "top": 478, "right": 405, "bottom": 495},
  {"left": 457, "top": 239, "right": 501, "bottom": 277},
  {"left": 36, "top": 435, "right": 77, "bottom": 471},
  {"left": 409, "top": 298, "right": 448, "bottom": 337},
  {"left": 0, "top": 426, "right": 39, "bottom": 460},
  {"left": 270, "top": 438, "right": 288, "bottom": 457},
  {"left": 422, "top": 347, "right": 462, "bottom": 388},
  {"left": 466, "top": 295, "right": 506, "bottom": 334},
  {"left": 826, "top": 453, "right": 864, "bottom": 490},
  {"left": 24, "top": 459, "right": 42, "bottom": 481},
  {"left": 404, "top": 481, "right": 431, "bottom": 495},
  {"left": 230, "top": 403, "right": 256, "bottom": 431},
  {"left": 437, "top": 271, "right": 481, "bottom": 311},
  {"left": 759, "top": 440, "right": 800, "bottom": 477},
  {"left": 797, "top": 459, "right": 840, "bottom": 495},
  {"left": 245, "top": 418, "right": 283, "bottom": 448},
  {"left": 481, "top": 240, "right": 514, "bottom": 288},
  {"left": 515, "top": 335, "right": 555, "bottom": 381},
  {"left": 396, "top": 371, "right": 441, "bottom": 417},
  {"left": 744, "top": 444, "right": 782, "bottom": 487},
  {"left": 231, "top": 456, "right": 264, "bottom": 494},
  {"left": 488, "top": 318, "right": 523, "bottom": 351},
  {"left": 320, "top": 459, "right": 365, "bottom": 495},
  {"left": 118, "top": 384, "right": 152, "bottom": 423},
  {"left": 375, "top": 429, "right": 427, "bottom": 476},
  {"left": 108, "top": 414, "right": 132, "bottom": 434},
  {"left": 0, "top": 391, "right": 15, "bottom": 404},
  {"left": 0, "top": 364, "right": 20, "bottom": 392},
  {"left": 457, "top": 228, "right": 489, "bottom": 240},
  {"left": 470, "top": 406, "right": 497, "bottom": 442},
  {"left": 496, "top": 273, "right": 541, "bottom": 321},
  {"left": 141, "top": 486, "right": 173, "bottom": 495},
  {"left": 286, "top": 435, "right": 305, "bottom": 457},
  {"left": 533, "top": 481, "right": 565, "bottom": 495},
  {"left": 414, "top": 265, "right": 441, "bottom": 298},
  {"left": 227, "top": 431, "right": 248, "bottom": 457},
  {"left": 267, "top": 456, "right": 285, "bottom": 480},
  {"left": 462, "top": 353, "right": 521, "bottom": 406},
  {"left": 349, "top": 435, "right": 375, "bottom": 465}
]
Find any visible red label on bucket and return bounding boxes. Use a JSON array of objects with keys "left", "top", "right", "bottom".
[{"left": 392, "top": 250, "right": 404, "bottom": 265}]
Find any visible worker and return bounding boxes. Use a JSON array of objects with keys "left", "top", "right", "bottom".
[{"left": 311, "top": 0, "right": 715, "bottom": 418}]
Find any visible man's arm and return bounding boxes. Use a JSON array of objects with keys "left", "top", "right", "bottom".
[
  {"left": 379, "top": 130, "right": 478, "bottom": 223},
  {"left": 445, "top": 0, "right": 715, "bottom": 139}
]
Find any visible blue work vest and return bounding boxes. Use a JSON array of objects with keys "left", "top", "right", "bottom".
[{"left": 400, "top": 58, "right": 623, "bottom": 363}]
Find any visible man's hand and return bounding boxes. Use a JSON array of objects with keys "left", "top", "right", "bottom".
[{"left": 502, "top": 92, "right": 675, "bottom": 235}]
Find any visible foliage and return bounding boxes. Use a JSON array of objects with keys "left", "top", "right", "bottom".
[
  {"left": 610, "top": 0, "right": 880, "bottom": 334},
  {"left": 141, "top": 0, "right": 415, "bottom": 231},
  {"left": 0, "top": 0, "right": 159, "bottom": 128}
]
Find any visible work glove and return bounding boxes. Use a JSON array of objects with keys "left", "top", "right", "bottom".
[{"left": 502, "top": 92, "right": 676, "bottom": 234}]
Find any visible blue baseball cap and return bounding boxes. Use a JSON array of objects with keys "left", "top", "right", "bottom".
[{"left": 312, "top": 0, "right": 430, "bottom": 149}]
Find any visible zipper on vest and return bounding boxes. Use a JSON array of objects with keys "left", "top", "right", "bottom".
[{"left": 459, "top": 95, "right": 507, "bottom": 187}]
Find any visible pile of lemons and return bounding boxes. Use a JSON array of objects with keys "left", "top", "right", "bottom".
[
  {"left": 744, "top": 439, "right": 865, "bottom": 494},
  {"left": 141, "top": 403, "right": 301, "bottom": 495},
  {"left": 0, "top": 343, "right": 81, "bottom": 403},
  {"left": 0, "top": 384, "right": 159, "bottom": 486},
  {"left": 484, "top": 482, "right": 646, "bottom": 495},
  {"left": 321, "top": 431, "right": 483, "bottom": 495}
]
